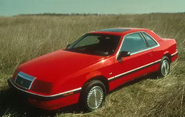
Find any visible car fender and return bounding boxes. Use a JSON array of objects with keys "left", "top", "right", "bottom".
[
  {"left": 85, "top": 71, "right": 102, "bottom": 81},
  {"left": 163, "top": 50, "right": 170, "bottom": 58}
]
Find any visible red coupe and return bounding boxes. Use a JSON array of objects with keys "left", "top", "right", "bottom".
[{"left": 8, "top": 28, "right": 178, "bottom": 111}]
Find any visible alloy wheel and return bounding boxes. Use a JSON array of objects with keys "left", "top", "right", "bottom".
[{"left": 86, "top": 86, "right": 104, "bottom": 110}]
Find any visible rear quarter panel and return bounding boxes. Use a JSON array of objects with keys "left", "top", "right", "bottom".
[
  {"left": 146, "top": 30, "right": 177, "bottom": 61},
  {"left": 151, "top": 38, "right": 177, "bottom": 71}
]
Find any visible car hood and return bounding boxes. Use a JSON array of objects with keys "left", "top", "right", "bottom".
[{"left": 18, "top": 50, "right": 103, "bottom": 82}]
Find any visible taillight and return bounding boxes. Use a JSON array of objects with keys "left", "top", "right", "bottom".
[{"left": 31, "top": 79, "right": 52, "bottom": 94}]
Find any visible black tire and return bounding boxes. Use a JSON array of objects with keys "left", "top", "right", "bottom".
[
  {"left": 158, "top": 56, "right": 170, "bottom": 77},
  {"left": 79, "top": 80, "right": 106, "bottom": 112}
]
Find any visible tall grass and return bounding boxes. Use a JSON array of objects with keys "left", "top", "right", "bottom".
[{"left": 0, "top": 13, "right": 185, "bottom": 117}]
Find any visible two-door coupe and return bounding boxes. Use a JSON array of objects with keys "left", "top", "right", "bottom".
[{"left": 8, "top": 28, "right": 178, "bottom": 111}]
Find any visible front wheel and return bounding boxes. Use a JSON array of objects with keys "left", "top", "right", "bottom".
[
  {"left": 80, "top": 80, "right": 106, "bottom": 111},
  {"left": 158, "top": 56, "right": 170, "bottom": 77}
]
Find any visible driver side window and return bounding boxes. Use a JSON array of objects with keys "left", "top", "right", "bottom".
[{"left": 121, "top": 33, "right": 147, "bottom": 53}]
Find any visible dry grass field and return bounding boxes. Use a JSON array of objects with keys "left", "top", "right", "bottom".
[{"left": 0, "top": 13, "right": 185, "bottom": 117}]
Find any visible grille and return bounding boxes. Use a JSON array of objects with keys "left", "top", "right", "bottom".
[{"left": 15, "top": 72, "right": 35, "bottom": 89}]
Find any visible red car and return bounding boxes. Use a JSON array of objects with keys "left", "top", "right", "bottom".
[{"left": 8, "top": 28, "right": 178, "bottom": 111}]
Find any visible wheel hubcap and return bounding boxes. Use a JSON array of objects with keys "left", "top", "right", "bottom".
[
  {"left": 87, "top": 86, "right": 104, "bottom": 110},
  {"left": 161, "top": 60, "right": 170, "bottom": 76}
]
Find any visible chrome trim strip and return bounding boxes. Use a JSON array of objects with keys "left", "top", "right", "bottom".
[
  {"left": 108, "top": 59, "right": 161, "bottom": 81},
  {"left": 171, "top": 51, "right": 178, "bottom": 56},
  {"left": 9, "top": 79, "right": 81, "bottom": 98},
  {"left": 49, "top": 87, "right": 82, "bottom": 97},
  {"left": 130, "top": 44, "right": 159, "bottom": 55}
]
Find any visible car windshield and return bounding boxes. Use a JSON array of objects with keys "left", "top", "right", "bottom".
[{"left": 65, "top": 33, "right": 121, "bottom": 56}]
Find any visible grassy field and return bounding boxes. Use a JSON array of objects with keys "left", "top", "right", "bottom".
[{"left": 0, "top": 13, "right": 185, "bottom": 117}]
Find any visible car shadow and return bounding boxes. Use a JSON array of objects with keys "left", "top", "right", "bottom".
[
  {"left": 0, "top": 88, "right": 85, "bottom": 117},
  {"left": 0, "top": 73, "right": 158, "bottom": 117}
]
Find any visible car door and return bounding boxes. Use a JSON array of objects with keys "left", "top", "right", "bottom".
[{"left": 109, "top": 32, "right": 155, "bottom": 90}]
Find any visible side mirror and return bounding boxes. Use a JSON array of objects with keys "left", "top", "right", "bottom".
[
  {"left": 117, "top": 51, "right": 130, "bottom": 60},
  {"left": 66, "top": 44, "right": 71, "bottom": 49}
]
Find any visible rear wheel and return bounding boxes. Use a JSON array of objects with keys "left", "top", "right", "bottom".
[
  {"left": 80, "top": 80, "right": 106, "bottom": 111},
  {"left": 158, "top": 56, "right": 170, "bottom": 77}
]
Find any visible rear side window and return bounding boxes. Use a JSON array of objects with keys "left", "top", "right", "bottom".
[
  {"left": 142, "top": 32, "right": 157, "bottom": 47},
  {"left": 121, "top": 33, "right": 147, "bottom": 53}
]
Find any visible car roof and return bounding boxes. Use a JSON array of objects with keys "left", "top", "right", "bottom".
[{"left": 89, "top": 28, "right": 151, "bottom": 36}]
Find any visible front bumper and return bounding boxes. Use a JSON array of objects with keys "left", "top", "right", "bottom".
[{"left": 8, "top": 78, "right": 80, "bottom": 110}]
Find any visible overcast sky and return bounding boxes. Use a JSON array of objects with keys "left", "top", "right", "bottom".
[{"left": 0, "top": 0, "right": 185, "bottom": 16}]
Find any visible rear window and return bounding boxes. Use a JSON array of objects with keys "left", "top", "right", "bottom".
[{"left": 142, "top": 32, "right": 157, "bottom": 47}]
